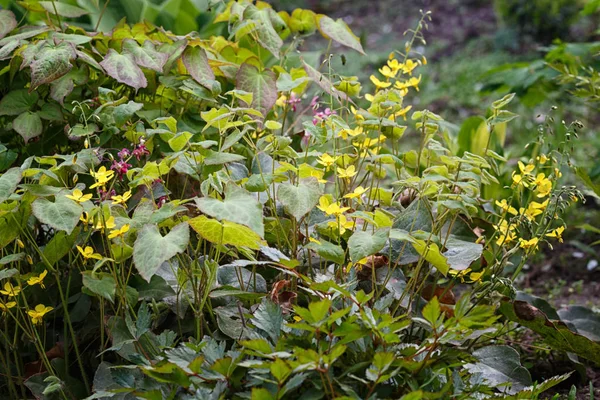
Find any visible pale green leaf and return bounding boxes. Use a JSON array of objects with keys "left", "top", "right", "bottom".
[
  {"left": 0, "top": 168, "right": 22, "bottom": 204},
  {"left": 277, "top": 178, "right": 322, "bottom": 220},
  {"left": 189, "top": 215, "right": 264, "bottom": 250},
  {"left": 31, "top": 196, "right": 82, "bottom": 234},
  {"left": 13, "top": 112, "right": 42, "bottom": 143},
  {"left": 348, "top": 229, "right": 387, "bottom": 262}
]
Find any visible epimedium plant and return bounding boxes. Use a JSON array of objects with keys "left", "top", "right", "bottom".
[{"left": 0, "top": 2, "right": 596, "bottom": 399}]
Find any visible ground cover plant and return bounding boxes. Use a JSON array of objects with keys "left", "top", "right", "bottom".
[{"left": 0, "top": 1, "right": 599, "bottom": 399}]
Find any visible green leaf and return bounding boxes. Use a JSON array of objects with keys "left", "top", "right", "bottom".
[
  {"left": 252, "top": 299, "right": 283, "bottom": 342},
  {"left": 122, "top": 39, "right": 168, "bottom": 73},
  {"left": 443, "top": 237, "right": 483, "bottom": 271},
  {"left": 411, "top": 239, "right": 450, "bottom": 276},
  {"left": 100, "top": 49, "right": 147, "bottom": 91},
  {"left": 39, "top": 1, "right": 89, "bottom": 17},
  {"left": 0, "top": 90, "right": 39, "bottom": 116},
  {"left": 306, "top": 239, "right": 345, "bottom": 265},
  {"left": 43, "top": 228, "right": 80, "bottom": 266},
  {"left": 348, "top": 229, "right": 387, "bottom": 262},
  {"left": 0, "top": 10, "right": 17, "bottom": 40},
  {"left": 195, "top": 185, "right": 264, "bottom": 237},
  {"left": 317, "top": 15, "right": 365, "bottom": 54},
  {"left": 203, "top": 151, "right": 246, "bottom": 165},
  {"left": 0, "top": 167, "right": 22, "bottom": 204},
  {"left": 491, "top": 93, "right": 515, "bottom": 109},
  {"left": 277, "top": 178, "right": 322, "bottom": 220},
  {"left": 13, "top": 111, "right": 42, "bottom": 143},
  {"left": 557, "top": 306, "right": 600, "bottom": 342},
  {"left": 182, "top": 46, "right": 215, "bottom": 89},
  {"left": 422, "top": 297, "right": 441, "bottom": 328},
  {"left": 465, "top": 345, "right": 532, "bottom": 395},
  {"left": 188, "top": 215, "right": 264, "bottom": 250},
  {"left": 30, "top": 42, "right": 74, "bottom": 89},
  {"left": 31, "top": 196, "right": 82, "bottom": 234},
  {"left": 0, "top": 268, "right": 18, "bottom": 280},
  {"left": 243, "top": 5, "right": 285, "bottom": 58},
  {"left": 133, "top": 223, "right": 189, "bottom": 282},
  {"left": 499, "top": 301, "right": 600, "bottom": 365},
  {"left": 113, "top": 101, "right": 143, "bottom": 127},
  {"left": 236, "top": 63, "right": 277, "bottom": 119},
  {"left": 82, "top": 272, "right": 116, "bottom": 303}
]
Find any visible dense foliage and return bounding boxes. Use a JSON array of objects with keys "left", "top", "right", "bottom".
[{"left": 0, "top": 1, "right": 598, "bottom": 399}]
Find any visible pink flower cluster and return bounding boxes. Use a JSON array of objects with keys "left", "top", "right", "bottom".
[
  {"left": 311, "top": 97, "right": 336, "bottom": 125},
  {"left": 286, "top": 92, "right": 302, "bottom": 112}
]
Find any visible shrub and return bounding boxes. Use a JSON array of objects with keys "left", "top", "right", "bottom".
[{"left": 0, "top": 2, "right": 592, "bottom": 399}]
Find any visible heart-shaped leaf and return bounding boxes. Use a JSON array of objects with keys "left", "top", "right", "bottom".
[
  {"left": 189, "top": 215, "right": 264, "bottom": 250},
  {"left": 195, "top": 185, "right": 264, "bottom": 237},
  {"left": 39, "top": 1, "right": 89, "bottom": 17},
  {"left": 122, "top": 39, "right": 168, "bottom": 73},
  {"left": 465, "top": 345, "right": 532, "bottom": 394},
  {"left": 277, "top": 178, "right": 322, "bottom": 221},
  {"left": 30, "top": 42, "right": 75, "bottom": 89},
  {"left": 100, "top": 49, "right": 147, "bottom": 91},
  {"left": 236, "top": 63, "right": 277, "bottom": 119},
  {"left": 0, "top": 90, "right": 39, "bottom": 116},
  {"left": 13, "top": 112, "right": 43, "bottom": 143},
  {"left": 0, "top": 168, "right": 22, "bottom": 204},
  {"left": 317, "top": 15, "right": 365, "bottom": 54},
  {"left": 133, "top": 223, "right": 189, "bottom": 282},
  {"left": 31, "top": 196, "right": 83, "bottom": 234},
  {"left": 348, "top": 230, "right": 387, "bottom": 262},
  {"left": 0, "top": 10, "right": 17, "bottom": 40},
  {"left": 182, "top": 46, "right": 215, "bottom": 89}
]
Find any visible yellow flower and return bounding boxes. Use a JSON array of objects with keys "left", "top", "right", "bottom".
[
  {"left": 317, "top": 153, "right": 339, "bottom": 170},
  {"left": 512, "top": 172, "right": 529, "bottom": 188},
  {"left": 344, "top": 186, "right": 368, "bottom": 199},
  {"left": 89, "top": 166, "right": 115, "bottom": 189},
  {"left": 275, "top": 94, "right": 287, "bottom": 108},
  {"left": 494, "top": 220, "right": 516, "bottom": 246},
  {"left": 65, "top": 189, "right": 92, "bottom": 203},
  {"left": 350, "top": 106, "right": 364, "bottom": 121},
  {"left": 317, "top": 196, "right": 349, "bottom": 216},
  {"left": 520, "top": 199, "right": 548, "bottom": 221},
  {"left": 337, "top": 165, "right": 357, "bottom": 179},
  {"left": 555, "top": 168, "right": 563, "bottom": 178},
  {"left": 401, "top": 59, "right": 419, "bottom": 75},
  {"left": 309, "top": 237, "right": 321, "bottom": 245},
  {"left": 0, "top": 283, "right": 21, "bottom": 297},
  {"left": 537, "top": 154, "right": 548, "bottom": 164},
  {"left": 16, "top": 239, "right": 25, "bottom": 249},
  {"left": 495, "top": 199, "right": 518, "bottom": 216},
  {"left": 353, "top": 135, "right": 384, "bottom": 149},
  {"left": 338, "top": 126, "right": 363, "bottom": 140},
  {"left": 111, "top": 190, "right": 132, "bottom": 205},
  {"left": 391, "top": 105, "right": 412, "bottom": 120},
  {"left": 94, "top": 216, "right": 116, "bottom": 231},
  {"left": 519, "top": 237, "right": 539, "bottom": 251},
  {"left": 327, "top": 214, "right": 355, "bottom": 235},
  {"left": 108, "top": 224, "right": 130, "bottom": 239},
  {"left": 546, "top": 226, "right": 565, "bottom": 243},
  {"left": 449, "top": 268, "right": 482, "bottom": 283},
  {"left": 27, "top": 304, "right": 53, "bottom": 325},
  {"left": 0, "top": 301, "right": 16, "bottom": 314},
  {"left": 27, "top": 270, "right": 48, "bottom": 289},
  {"left": 394, "top": 75, "right": 421, "bottom": 91},
  {"left": 378, "top": 65, "right": 398, "bottom": 79},
  {"left": 76, "top": 245, "right": 102, "bottom": 260},
  {"left": 533, "top": 174, "right": 552, "bottom": 198},
  {"left": 518, "top": 161, "right": 535, "bottom": 176},
  {"left": 80, "top": 212, "right": 91, "bottom": 225},
  {"left": 370, "top": 75, "right": 391, "bottom": 89}
]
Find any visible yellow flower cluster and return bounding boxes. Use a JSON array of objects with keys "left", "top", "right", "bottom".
[{"left": 369, "top": 55, "right": 422, "bottom": 94}]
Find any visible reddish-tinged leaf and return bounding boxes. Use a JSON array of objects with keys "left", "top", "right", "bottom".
[
  {"left": 182, "top": 45, "right": 215, "bottom": 89},
  {"left": 122, "top": 38, "right": 168, "bottom": 73},
  {"left": 0, "top": 10, "right": 17, "bottom": 40},
  {"left": 100, "top": 49, "right": 147, "bottom": 91}
]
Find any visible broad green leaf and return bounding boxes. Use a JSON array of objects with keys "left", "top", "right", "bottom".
[
  {"left": 0, "top": 10, "right": 17, "bottom": 40},
  {"left": 0, "top": 268, "right": 18, "bottom": 280},
  {"left": 113, "top": 101, "right": 143, "bottom": 127},
  {"left": 43, "top": 228, "right": 80, "bottom": 266},
  {"left": 203, "top": 151, "right": 245, "bottom": 165},
  {"left": 277, "top": 178, "right": 322, "bottom": 220},
  {"left": 499, "top": 373, "right": 572, "bottom": 400},
  {"left": 306, "top": 239, "right": 345, "bottom": 265},
  {"left": 195, "top": 185, "right": 264, "bottom": 237},
  {"left": 491, "top": 93, "right": 515, "bottom": 109},
  {"left": 317, "top": 15, "right": 365, "bottom": 54},
  {"left": 182, "top": 46, "right": 215, "bottom": 89},
  {"left": 0, "top": 253, "right": 25, "bottom": 265},
  {"left": 443, "top": 237, "right": 483, "bottom": 271},
  {"left": 289, "top": 9, "right": 317, "bottom": 35},
  {"left": 348, "top": 229, "right": 387, "bottom": 262},
  {"left": 236, "top": 63, "right": 277, "bottom": 119},
  {"left": 0, "top": 90, "right": 39, "bottom": 116},
  {"left": 252, "top": 299, "right": 283, "bottom": 342},
  {"left": 465, "top": 345, "right": 532, "bottom": 395},
  {"left": 0, "top": 27, "right": 48, "bottom": 47},
  {"left": 243, "top": 5, "right": 285, "bottom": 58},
  {"left": 422, "top": 297, "right": 442, "bottom": 328},
  {"left": 411, "top": 239, "right": 450, "bottom": 276},
  {"left": 168, "top": 132, "right": 193, "bottom": 152},
  {"left": 133, "top": 223, "right": 190, "bottom": 282},
  {"left": 122, "top": 39, "right": 168, "bottom": 73},
  {"left": 276, "top": 72, "right": 309, "bottom": 92},
  {"left": 100, "top": 49, "right": 147, "bottom": 91},
  {"left": 30, "top": 42, "right": 74, "bottom": 89},
  {"left": 0, "top": 167, "right": 22, "bottom": 204},
  {"left": 31, "top": 196, "right": 82, "bottom": 234},
  {"left": 500, "top": 301, "right": 600, "bottom": 365},
  {"left": 39, "top": 1, "right": 89, "bottom": 17},
  {"left": 189, "top": 215, "right": 264, "bottom": 250},
  {"left": 13, "top": 112, "right": 42, "bottom": 143},
  {"left": 82, "top": 272, "right": 116, "bottom": 303}
]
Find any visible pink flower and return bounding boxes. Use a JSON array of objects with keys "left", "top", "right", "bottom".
[
  {"left": 110, "top": 160, "right": 132, "bottom": 180},
  {"left": 117, "top": 148, "right": 131, "bottom": 160},
  {"left": 310, "top": 96, "right": 319, "bottom": 108},
  {"left": 132, "top": 144, "right": 150, "bottom": 161},
  {"left": 157, "top": 196, "right": 167, "bottom": 208},
  {"left": 287, "top": 92, "right": 302, "bottom": 112},
  {"left": 98, "top": 188, "right": 116, "bottom": 202}
]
